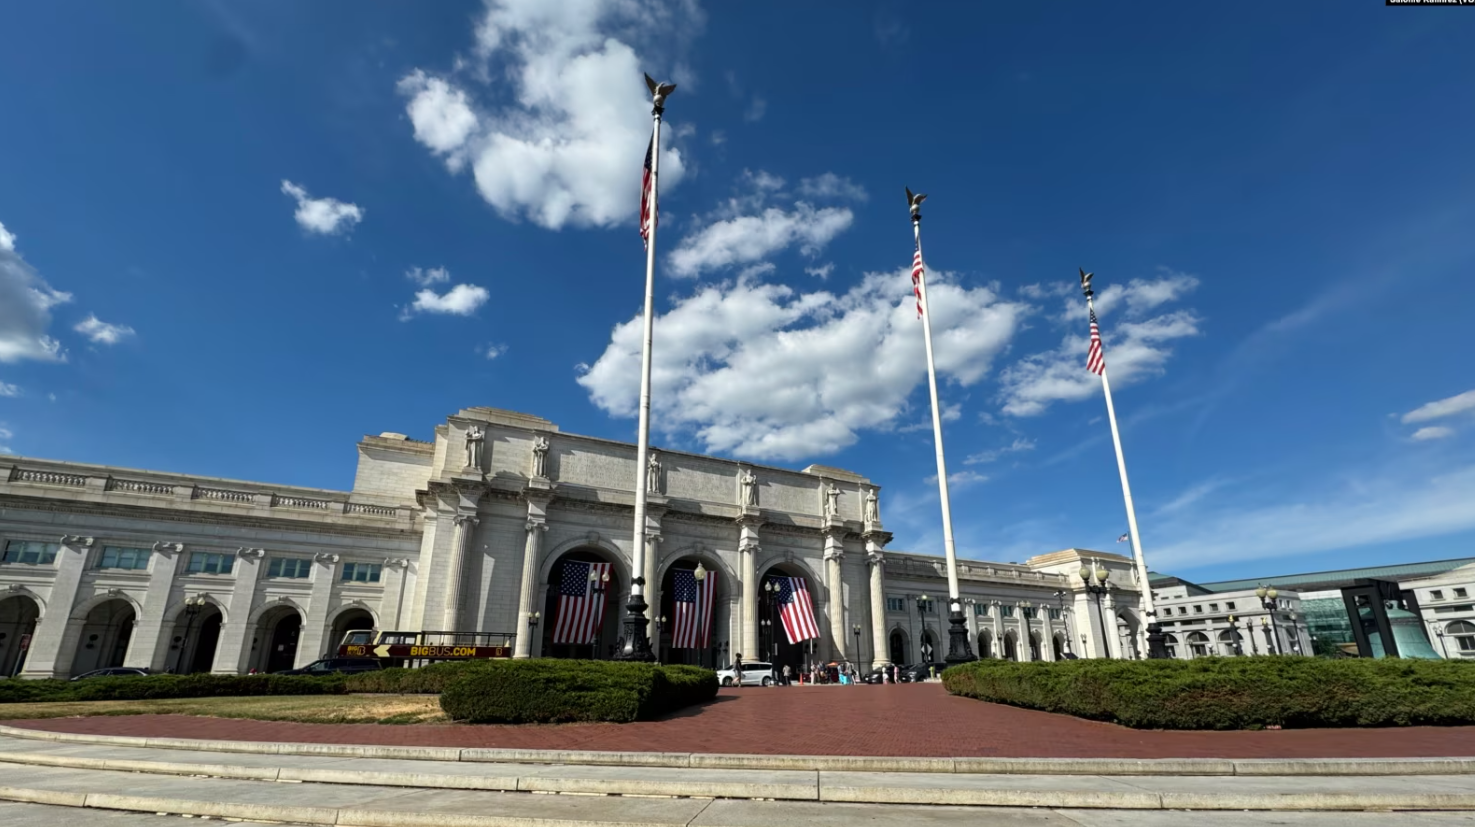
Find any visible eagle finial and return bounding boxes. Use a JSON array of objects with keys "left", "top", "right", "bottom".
[
  {"left": 906, "top": 187, "right": 927, "bottom": 219},
  {"left": 1079, "top": 268, "right": 1095, "bottom": 298}
]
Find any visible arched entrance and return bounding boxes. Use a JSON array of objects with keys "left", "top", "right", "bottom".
[
  {"left": 1218, "top": 629, "right": 1244, "bottom": 657},
  {"left": 166, "top": 602, "right": 224, "bottom": 674},
  {"left": 253, "top": 604, "right": 302, "bottom": 673},
  {"left": 1029, "top": 631, "right": 1043, "bottom": 661},
  {"left": 888, "top": 628, "right": 907, "bottom": 665},
  {"left": 0, "top": 596, "right": 40, "bottom": 677},
  {"left": 758, "top": 563, "right": 818, "bottom": 675},
  {"left": 1163, "top": 632, "right": 1180, "bottom": 658},
  {"left": 979, "top": 629, "right": 994, "bottom": 659},
  {"left": 657, "top": 557, "right": 724, "bottom": 668},
  {"left": 1003, "top": 630, "right": 1019, "bottom": 661},
  {"left": 69, "top": 599, "right": 135, "bottom": 677},
  {"left": 541, "top": 549, "right": 621, "bottom": 660},
  {"left": 328, "top": 607, "right": 376, "bottom": 658},
  {"left": 1052, "top": 632, "right": 1066, "bottom": 659},
  {"left": 919, "top": 629, "right": 938, "bottom": 662},
  {"left": 1117, "top": 614, "right": 1141, "bottom": 659}
]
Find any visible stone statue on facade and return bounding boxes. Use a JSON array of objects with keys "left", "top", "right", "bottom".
[
  {"left": 739, "top": 468, "right": 757, "bottom": 508},
  {"left": 823, "top": 482, "right": 840, "bottom": 520},
  {"left": 464, "top": 426, "right": 485, "bottom": 471},
  {"left": 532, "top": 436, "right": 549, "bottom": 478},
  {"left": 864, "top": 487, "right": 880, "bottom": 525},
  {"left": 647, "top": 451, "right": 662, "bottom": 494}
]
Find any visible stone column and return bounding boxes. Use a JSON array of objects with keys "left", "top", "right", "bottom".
[
  {"left": 215, "top": 548, "right": 265, "bottom": 674},
  {"left": 1042, "top": 607, "right": 1056, "bottom": 661},
  {"left": 738, "top": 517, "right": 760, "bottom": 663},
  {"left": 127, "top": 542, "right": 185, "bottom": 671},
  {"left": 991, "top": 601, "right": 1004, "bottom": 660},
  {"left": 513, "top": 519, "right": 547, "bottom": 658},
  {"left": 824, "top": 531, "right": 845, "bottom": 662},
  {"left": 1103, "top": 591, "right": 1121, "bottom": 659},
  {"left": 297, "top": 553, "right": 340, "bottom": 666},
  {"left": 19, "top": 535, "right": 93, "bottom": 679},
  {"left": 377, "top": 558, "right": 412, "bottom": 632},
  {"left": 866, "top": 542, "right": 888, "bottom": 669},
  {"left": 442, "top": 515, "right": 478, "bottom": 632}
]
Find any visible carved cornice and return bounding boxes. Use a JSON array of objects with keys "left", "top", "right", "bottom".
[
  {"left": 382, "top": 557, "right": 410, "bottom": 569},
  {"left": 151, "top": 541, "right": 184, "bottom": 556},
  {"left": 315, "top": 552, "right": 340, "bottom": 564},
  {"left": 59, "top": 535, "right": 95, "bottom": 548},
  {"left": 525, "top": 520, "right": 550, "bottom": 533},
  {"left": 235, "top": 547, "right": 266, "bottom": 559},
  {"left": 2, "top": 495, "right": 417, "bottom": 542}
]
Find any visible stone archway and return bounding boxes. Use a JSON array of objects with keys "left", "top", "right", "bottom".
[
  {"left": 0, "top": 595, "right": 40, "bottom": 677},
  {"left": 541, "top": 548, "right": 623, "bottom": 660},
  {"left": 328, "top": 607, "right": 377, "bottom": 659},
  {"left": 252, "top": 604, "right": 303, "bottom": 673},
  {"left": 1029, "top": 631, "right": 1043, "bottom": 661},
  {"left": 1117, "top": 613, "right": 1141, "bottom": 659},
  {"left": 979, "top": 628, "right": 994, "bottom": 659},
  {"left": 919, "top": 628, "right": 938, "bottom": 662},
  {"left": 68, "top": 599, "right": 135, "bottom": 677},
  {"left": 758, "top": 562, "right": 819, "bottom": 675},
  {"left": 1052, "top": 632, "right": 1066, "bottom": 659},
  {"left": 1003, "top": 630, "right": 1019, "bottom": 661},
  {"left": 164, "top": 601, "right": 225, "bottom": 675},
  {"left": 657, "top": 555, "right": 727, "bottom": 669},
  {"left": 888, "top": 628, "right": 908, "bottom": 665}
]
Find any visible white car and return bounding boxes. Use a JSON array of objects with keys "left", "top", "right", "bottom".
[{"left": 716, "top": 661, "right": 774, "bottom": 687}]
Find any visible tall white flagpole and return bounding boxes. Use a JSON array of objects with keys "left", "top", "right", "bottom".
[
  {"left": 1081, "top": 270, "right": 1165, "bottom": 659},
  {"left": 617, "top": 75, "right": 676, "bottom": 662},
  {"left": 908, "top": 188, "right": 974, "bottom": 663}
]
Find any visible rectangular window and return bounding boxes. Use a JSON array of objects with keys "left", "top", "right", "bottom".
[
  {"left": 98, "top": 546, "right": 150, "bottom": 571},
  {"left": 1432, "top": 590, "right": 1445, "bottom": 601},
  {"left": 1226, "top": 602, "right": 1236, "bottom": 610},
  {"left": 341, "top": 562, "right": 382, "bottom": 583},
  {"left": 186, "top": 552, "right": 234, "bottom": 576},
  {"left": 975, "top": 602, "right": 990, "bottom": 617},
  {"left": 1209, "top": 603, "right": 1220, "bottom": 613},
  {"left": 1048, "top": 608, "right": 1061, "bottom": 620},
  {"left": 1456, "top": 588, "right": 1469, "bottom": 599},
  {"left": 1023, "top": 607, "right": 1038, "bottom": 620},
  {"left": 2, "top": 540, "right": 60, "bottom": 565},
  {"left": 267, "top": 557, "right": 312, "bottom": 578},
  {"left": 1193, "top": 605, "right": 1203, "bottom": 614},
  {"left": 1001, "top": 605, "right": 1015, "bottom": 618},
  {"left": 886, "top": 596, "right": 906, "bottom": 612}
]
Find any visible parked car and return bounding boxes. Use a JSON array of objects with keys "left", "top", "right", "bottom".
[
  {"left": 901, "top": 662, "right": 949, "bottom": 682},
  {"left": 69, "top": 667, "right": 154, "bottom": 682},
  {"left": 715, "top": 660, "right": 774, "bottom": 687},
  {"left": 274, "top": 657, "right": 383, "bottom": 676},
  {"left": 861, "top": 667, "right": 889, "bottom": 684}
]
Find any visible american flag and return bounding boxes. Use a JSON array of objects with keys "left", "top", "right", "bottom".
[
  {"left": 910, "top": 240, "right": 925, "bottom": 318},
  {"left": 639, "top": 134, "right": 655, "bottom": 249},
  {"left": 770, "top": 576, "right": 820, "bottom": 644},
  {"left": 1086, "top": 306, "right": 1106, "bottom": 376},
  {"left": 1117, "top": 533, "right": 1130, "bottom": 543},
  {"left": 671, "top": 568, "right": 717, "bottom": 649},
  {"left": 552, "top": 560, "right": 611, "bottom": 645}
]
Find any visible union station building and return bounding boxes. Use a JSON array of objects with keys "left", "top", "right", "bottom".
[{"left": 0, "top": 406, "right": 1171, "bottom": 679}]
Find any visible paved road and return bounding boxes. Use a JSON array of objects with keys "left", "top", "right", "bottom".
[{"left": 11, "top": 684, "right": 1475, "bottom": 758}]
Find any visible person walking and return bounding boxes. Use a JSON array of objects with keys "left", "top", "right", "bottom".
[
  {"left": 781, "top": 664, "right": 791, "bottom": 686},
  {"left": 732, "top": 652, "right": 743, "bottom": 687}
]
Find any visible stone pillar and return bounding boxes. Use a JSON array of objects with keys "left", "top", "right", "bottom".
[
  {"left": 866, "top": 542, "right": 888, "bottom": 669},
  {"left": 824, "top": 531, "right": 845, "bottom": 662},
  {"left": 377, "top": 558, "right": 412, "bottom": 632},
  {"left": 216, "top": 548, "right": 265, "bottom": 674},
  {"left": 991, "top": 601, "right": 1004, "bottom": 661},
  {"left": 738, "top": 517, "right": 760, "bottom": 663},
  {"left": 297, "top": 553, "right": 340, "bottom": 666},
  {"left": 442, "top": 515, "right": 478, "bottom": 632},
  {"left": 1042, "top": 607, "right": 1056, "bottom": 661},
  {"left": 127, "top": 542, "right": 185, "bottom": 671},
  {"left": 1103, "top": 592, "right": 1121, "bottom": 659},
  {"left": 19, "top": 535, "right": 94, "bottom": 679},
  {"left": 514, "top": 519, "right": 547, "bottom": 658}
]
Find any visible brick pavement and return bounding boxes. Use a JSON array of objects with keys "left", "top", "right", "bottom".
[{"left": 10, "top": 684, "right": 1475, "bottom": 758}]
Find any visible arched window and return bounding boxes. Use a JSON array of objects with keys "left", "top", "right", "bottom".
[
  {"left": 888, "top": 629, "right": 907, "bottom": 665},
  {"left": 1217, "top": 629, "right": 1244, "bottom": 656},
  {"left": 1448, "top": 620, "right": 1475, "bottom": 654},
  {"left": 1187, "top": 631, "right": 1210, "bottom": 658},
  {"left": 1163, "top": 633, "right": 1179, "bottom": 659}
]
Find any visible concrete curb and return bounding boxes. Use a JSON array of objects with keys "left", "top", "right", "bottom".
[{"left": 3, "top": 723, "right": 1475, "bottom": 777}]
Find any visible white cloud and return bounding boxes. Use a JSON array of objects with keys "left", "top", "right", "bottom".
[
  {"left": 925, "top": 470, "right": 988, "bottom": 489},
  {"left": 280, "top": 180, "right": 364, "bottom": 235},
  {"left": 709, "top": 130, "right": 726, "bottom": 146},
  {"left": 964, "top": 437, "right": 1035, "bottom": 465},
  {"left": 797, "top": 173, "right": 867, "bottom": 202},
  {"left": 576, "top": 268, "right": 1030, "bottom": 461},
  {"left": 400, "top": 284, "right": 491, "bottom": 320},
  {"left": 998, "top": 272, "right": 1201, "bottom": 416},
  {"left": 73, "top": 314, "right": 135, "bottom": 345},
  {"left": 744, "top": 96, "right": 767, "bottom": 122},
  {"left": 406, "top": 266, "right": 452, "bottom": 287},
  {"left": 483, "top": 343, "right": 507, "bottom": 360},
  {"left": 0, "top": 223, "right": 69, "bottom": 364},
  {"left": 0, "top": 425, "right": 11, "bottom": 454},
  {"left": 397, "top": 0, "right": 699, "bottom": 230},
  {"left": 1403, "top": 389, "right": 1475, "bottom": 424},
  {"left": 1413, "top": 426, "right": 1455, "bottom": 441},
  {"left": 1153, "top": 477, "right": 1232, "bottom": 516},
  {"left": 805, "top": 263, "right": 834, "bottom": 279},
  {"left": 0, "top": 382, "right": 18, "bottom": 397},
  {"left": 669, "top": 202, "right": 854, "bottom": 278}
]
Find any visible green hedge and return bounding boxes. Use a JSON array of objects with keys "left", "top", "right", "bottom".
[
  {"left": 439, "top": 659, "right": 719, "bottom": 724},
  {"left": 343, "top": 661, "right": 476, "bottom": 695},
  {"left": 0, "top": 673, "right": 346, "bottom": 705},
  {"left": 942, "top": 656, "right": 1475, "bottom": 730}
]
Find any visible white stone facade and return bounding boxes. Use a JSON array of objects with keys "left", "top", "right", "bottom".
[
  {"left": 1400, "top": 564, "right": 1475, "bottom": 659},
  {"left": 0, "top": 406, "right": 1155, "bottom": 679},
  {"left": 1152, "top": 585, "right": 1312, "bottom": 658}
]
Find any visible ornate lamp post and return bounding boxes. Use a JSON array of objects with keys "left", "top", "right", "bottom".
[
  {"left": 1020, "top": 600, "right": 1034, "bottom": 660},
  {"left": 916, "top": 594, "right": 935, "bottom": 661},
  {"left": 1259, "top": 615, "right": 1280, "bottom": 655},
  {"left": 1078, "top": 561, "right": 1113, "bottom": 659},
  {"left": 852, "top": 624, "right": 863, "bottom": 672},
  {"left": 1226, "top": 614, "right": 1244, "bottom": 656},
  {"left": 1053, "top": 589, "right": 1073, "bottom": 656},
  {"left": 1255, "top": 585, "right": 1282, "bottom": 655},
  {"left": 175, "top": 595, "right": 207, "bottom": 674}
]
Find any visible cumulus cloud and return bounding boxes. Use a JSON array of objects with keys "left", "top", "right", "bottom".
[
  {"left": 400, "top": 284, "right": 491, "bottom": 320},
  {"left": 280, "top": 180, "right": 364, "bottom": 235},
  {"left": 998, "top": 272, "right": 1202, "bottom": 416},
  {"left": 925, "top": 470, "right": 988, "bottom": 489},
  {"left": 0, "top": 383, "right": 18, "bottom": 397},
  {"left": 805, "top": 263, "right": 834, "bottom": 279},
  {"left": 1413, "top": 426, "right": 1455, "bottom": 441},
  {"left": 483, "top": 343, "right": 507, "bottom": 359},
  {"left": 797, "top": 173, "right": 868, "bottom": 202},
  {"left": 406, "top": 266, "right": 451, "bottom": 287},
  {"left": 576, "top": 268, "right": 1029, "bottom": 460},
  {"left": 0, "top": 221, "right": 69, "bottom": 364},
  {"left": 964, "top": 437, "right": 1035, "bottom": 466},
  {"left": 669, "top": 203, "right": 854, "bottom": 278},
  {"left": 73, "top": 314, "right": 136, "bottom": 345},
  {"left": 0, "top": 425, "right": 11, "bottom": 453},
  {"left": 1402, "top": 389, "right": 1475, "bottom": 425},
  {"left": 397, "top": 0, "right": 699, "bottom": 230}
]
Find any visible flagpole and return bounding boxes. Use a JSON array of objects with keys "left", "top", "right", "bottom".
[
  {"left": 908, "top": 188, "right": 975, "bottom": 664},
  {"left": 616, "top": 75, "right": 675, "bottom": 662},
  {"left": 1081, "top": 274, "right": 1167, "bottom": 659}
]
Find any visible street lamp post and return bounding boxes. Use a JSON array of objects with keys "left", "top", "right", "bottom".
[
  {"left": 175, "top": 596, "right": 207, "bottom": 674},
  {"left": 1227, "top": 615, "right": 1243, "bottom": 656},
  {"left": 1255, "top": 585, "right": 1282, "bottom": 655},
  {"left": 654, "top": 615, "right": 666, "bottom": 663},
  {"left": 1021, "top": 601, "right": 1034, "bottom": 660},
  {"left": 852, "top": 624, "right": 863, "bottom": 672},
  {"left": 916, "top": 595, "right": 935, "bottom": 661},
  {"left": 1259, "top": 616, "right": 1280, "bottom": 655},
  {"left": 1079, "top": 561, "right": 1113, "bottom": 659},
  {"left": 763, "top": 579, "right": 780, "bottom": 662},
  {"left": 1053, "top": 590, "right": 1073, "bottom": 655}
]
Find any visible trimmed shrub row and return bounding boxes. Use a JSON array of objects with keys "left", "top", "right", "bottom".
[
  {"left": 942, "top": 656, "right": 1475, "bottom": 730},
  {"left": 342, "top": 661, "right": 475, "bottom": 695},
  {"left": 0, "top": 673, "right": 346, "bottom": 705},
  {"left": 439, "top": 659, "right": 719, "bottom": 724}
]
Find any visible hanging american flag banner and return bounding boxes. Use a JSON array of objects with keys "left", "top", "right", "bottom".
[
  {"left": 639, "top": 134, "right": 656, "bottom": 249},
  {"left": 910, "top": 240, "right": 925, "bottom": 318},
  {"left": 552, "top": 560, "right": 612, "bottom": 645},
  {"left": 671, "top": 568, "right": 717, "bottom": 649},
  {"left": 1086, "top": 306, "right": 1106, "bottom": 376},
  {"left": 770, "top": 576, "right": 820, "bottom": 644}
]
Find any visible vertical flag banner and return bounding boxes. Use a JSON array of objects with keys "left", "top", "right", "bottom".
[
  {"left": 1086, "top": 307, "right": 1106, "bottom": 376},
  {"left": 553, "top": 560, "right": 612, "bottom": 645},
  {"left": 910, "top": 240, "right": 925, "bottom": 317},
  {"left": 671, "top": 568, "right": 717, "bottom": 649},
  {"left": 639, "top": 134, "right": 655, "bottom": 249},
  {"left": 770, "top": 576, "right": 820, "bottom": 644}
]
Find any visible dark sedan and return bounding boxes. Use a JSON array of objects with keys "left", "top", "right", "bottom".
[
  {"left": 70, "top": 667, "right": 154, "bottom": 681},
  {"left": 274, "top": 657, "right": 382, "bottom": 676}
]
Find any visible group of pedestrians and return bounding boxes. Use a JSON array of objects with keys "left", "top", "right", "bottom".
[{"left": 731, "top": 652, "right": 865, "bottom": 686}]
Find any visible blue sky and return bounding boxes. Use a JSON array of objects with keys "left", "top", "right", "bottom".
[{"left": 2, "top": 1, "right": 1473, "bottom": 583}]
